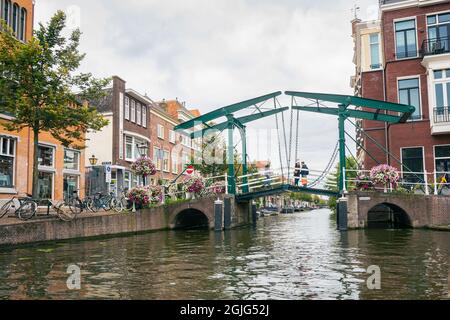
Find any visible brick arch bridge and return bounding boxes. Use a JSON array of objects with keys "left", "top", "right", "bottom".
[
  {"left": 167, "top": 197, "right": 216, "bottom": 229},
  {"left": 347, "top": 192, "right": 450, "bottom": 229}
]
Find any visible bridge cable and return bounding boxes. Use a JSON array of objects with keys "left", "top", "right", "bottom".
[
  {"left": 346, "top": 118, "right": 425, "bottom": 183},
  {"left": 308, "top": 141, "right": 339, "bottom": 188},
  {"left": 274, "top": 98, "right": 285, "bottom": 182},
  {"left": 287, "top": 96, "right": 295, "bottom": 183}
]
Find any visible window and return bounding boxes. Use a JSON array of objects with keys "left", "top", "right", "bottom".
[
  {"left": 395, "top": 19, "right": 417, "bottom": 59},
  {"left": 172, "top": 153, "right": 178, "bottom": 174},
  {"left": 64, "top": 149, "right": 80, "bottom": 171},
  {"left": 398, "top": 78, "right": 421, "bottom": 120},
  {"left": 169, "top": 130, "right": 176, "bottom": 144},
  {"left": 18, "top": 7, "right": 26, "bottom": 41},
  {"left": 131, "top": 100, "right": 136, "bottom": 122},
  {"left": 435, "top": 145, "right": 450, "bottom": 183},
  {"left": 182, "top": 152, "right": 190, "bottom": 169},
  {"left": 0, "top": 136, "right": 15, "bottom": 188},
  {"left": 157, "top": 124, "right": 164, "bottom": 139},
  {"left": 427, "top": 12, "right": 450, "bottom": 53},
  {"left": 2, "top": 1, "right": 11, "bottom": 26},
  {"left": 133, "top": 138, "right": 146, "bottom": 160},
  {"left": 132, "top": 173, "right": 138, "bottom": 188},
  {"left": 433, "top": 69, "right": 450, "bottom": 123},
  {"left": 125, "top": 136, "right": 133, "bottom": 160},
  {"left": 163, "top": 151, "right": 170, "bottom": 172},
  {"left": 125, "top": 135, "right": 148, "bottom": 161},
  {"left": 136, "top": 103, "right": 141, "bottom": 125},
  {"left": 124, "top": 171, "right": 131, "bottom": 190},
  {"left": 38, "top": 145, "right": 54, "bottom": 167},
  {"left": 11, "top": 3, "right": 18, "bottom": 35},
  {"left": 153, "top": 147, "right": 162, "bottom": 170},
  {"left": 63, "top": 174, "right": 78, "bottom": 201},
  {"left": 369, "top": 33, "right": 381, "bottom": 69},
  {"left": 124, "top": 97, "right": 130, "bottom": 120},
  {"left": 401, "top": 147, "right": 424, "bottom": 183},
  {"left": 142, "top": 106, "right": 147, "bottom": 127},
  {"left": 38, "top": 171, "right": 53, "bottom": 200}
]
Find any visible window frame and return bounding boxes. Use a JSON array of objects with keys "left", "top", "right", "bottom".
[
  {"left": 393, "top": 17, "right": 418, "bottom": 60},
  {"left": 369, "top": 33, "right": 381, "bottom": 69},
  {"left": 63, "top": 148, "right": 81, "bottom": 172},
  {"left": 169, "top": 130, "right": 176, "bottom": 144},
  {"left": 433, "top": 144, "right": 450, "bottom": 181},
  {"left": 397, "top": 75, "right": 422, "bottom": 121},
  {"left": 130, "top": 99, "right": 136, "bottom": 123},
  {"left": 153, "top": 147, "right": 162, "bottom": 170},
  {"left": 163, "top": 150, "right": 170, "bottom": 172},
  {"left": 0, "top": 135, "right": 16, "bottom": 190},
  {"left": 400, "top": 146, "right": 425, "bottom": 183},
  {"left": 124, "top": 96, "right": 130, "bottom": 120},
  {"left": 18, "top": 7, "right": 26, "bottom": 41},
  {"left": 157, "top": 124, "right": 165, "bottom": 139},
  {"left": 142, "top": 105, "right": 147, "bottom": 128},
  {"left": 136, "top": 102, "right": 142, "bottom": 126},
  {"left": 37, "top": 144, "right": 56, "bottom": 169},
  {"left": 11, "top": 2, "right": 18, "bottom": 35}
]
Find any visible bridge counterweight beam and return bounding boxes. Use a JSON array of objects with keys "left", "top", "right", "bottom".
[
  {"left": 338, "top": 104, "right": 347, "bottom": 194},
  {"left": 227, "top": 117, "right": 236, "bottom": 194}
]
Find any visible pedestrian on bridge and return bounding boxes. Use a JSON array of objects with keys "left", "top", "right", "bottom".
[
  {"left": 301, "top": 161, "right": 309, "bottom": 187},
  {"left": 264, "top": 161, "right": 271, "bottom": 188},
  {"left": 294, "top": 160, "right": 301, "bottom": 186}
]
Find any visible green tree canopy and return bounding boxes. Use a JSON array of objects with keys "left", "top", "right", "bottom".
[{"left": 0, "top": 11, "right": 110, "bottom": 198}]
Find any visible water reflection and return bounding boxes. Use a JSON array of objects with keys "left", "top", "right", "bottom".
[{"left": 0, "top": 209, "right": 448, "bottom": 300}]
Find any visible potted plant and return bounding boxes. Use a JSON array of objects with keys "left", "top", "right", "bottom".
[
  {"left": 127, "top": 186, "right": 151, "bottom": 210},
  {"left": 355, "top": 173, "right": 374, "bottom": 191},
  {"left": 369, "top": 164, "right": 400, "bottom": 192},
  {"left": 183, "top": 175, "right": 205, "bottom": 199}
]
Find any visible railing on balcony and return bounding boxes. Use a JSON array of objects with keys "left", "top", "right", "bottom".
[
  {"left": 433, "top": 107, "right": 450, "bottom": 123},
  {"left": 422, "top": 37, "right": 450, "bottom": 56}
]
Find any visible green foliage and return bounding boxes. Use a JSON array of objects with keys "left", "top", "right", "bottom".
[
  {"left": 326, "top": 157, "right": 359, "bottom": 211},
  {"left": 0, "top": 11, "right": 110, "bottom": 197}
]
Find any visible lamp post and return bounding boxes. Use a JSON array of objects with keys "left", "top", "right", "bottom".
[
  {"left": 136, "top": 144, "right": 149, "bottom": 185},
  {"left": 88, "top": 155, "right": 98, "bottom": 196}
]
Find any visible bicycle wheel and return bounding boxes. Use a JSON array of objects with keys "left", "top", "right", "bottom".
[
  {"left": 54, "top": 202, "right": 75, "bottom": 222},
  {"left": 0, "top": 200, "right": 13, "bottom": 219},
  {"left": 17, "top": 200, "right": 37, "bottom": 221},
  {"left": 102, "top": 198, "right": 112, "bottom": 212},
  {"left": 112, "top": 198, "right": 123, "bottom": 213},
  {"left": 68, "top": 198, "right": 83, "bottom": 215}
]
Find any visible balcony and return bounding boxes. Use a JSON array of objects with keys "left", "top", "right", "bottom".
[
  {"left": 431, "top": 107, "right": 450, "bottom": 135},
  {"left": 421, "top": 37, "right": 450, "bottom": 57}
]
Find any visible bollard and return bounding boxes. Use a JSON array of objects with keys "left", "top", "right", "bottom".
[
  {"left": 337, "top": 197, "right": 348, "bottom": 231},
  {"left": 224, "top": 197, "right": 231, "bottom": 230},
  {"left": 251, "top": 203, "right": 257, "bottom": 225},
  {"left": 214, "top": 200, "right": 224, "bottom": 232}
]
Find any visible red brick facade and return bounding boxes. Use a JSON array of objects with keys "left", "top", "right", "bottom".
[{"left": 357, "top": 1, "right": 450, "bottom": 181}]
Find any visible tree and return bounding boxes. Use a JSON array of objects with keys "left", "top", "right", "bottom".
[
  {"left": 326, "top": 157, "right": 358, "bottom": 211},
  {"left": 0, "top": 12, "right": 110, "bottom": 198}
]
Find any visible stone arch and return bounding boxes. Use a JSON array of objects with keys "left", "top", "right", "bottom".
[
  {"left": 172, "top": 208, "right": 210, "bottom": 230},
  {"left": 367, "top": 202, "right": 412, "bottom": 229}
]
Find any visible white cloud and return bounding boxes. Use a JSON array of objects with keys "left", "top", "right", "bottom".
[{"left": 35, "top": 0, "right": 379, "bottom": 170}]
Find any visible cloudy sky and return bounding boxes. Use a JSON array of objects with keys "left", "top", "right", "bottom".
[{"left": 35, "top": 0, "right": 379, "bottom": 171}]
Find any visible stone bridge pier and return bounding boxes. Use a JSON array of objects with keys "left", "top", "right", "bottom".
[{"left": 347, "top": 191, "right": 450, "bottom": 229}]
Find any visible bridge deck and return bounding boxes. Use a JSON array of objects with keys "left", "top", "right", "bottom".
[{"left": 236, "top": 184, "right": 339, "bottom": 202}]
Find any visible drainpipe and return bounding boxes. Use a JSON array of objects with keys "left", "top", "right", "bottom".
[{"left": 383, "top": 59, "right": 393, "bottom": 166}]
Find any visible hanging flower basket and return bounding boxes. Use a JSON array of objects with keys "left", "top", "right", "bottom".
[
  {"left": 369, "top": 164, "right": 400, "bottom": 189},
  {"left": 183, "top": 174, "right": 205, "bottom": 195},
  {"left": 131, "top": 157, "right": 157, "bottom": 177}
]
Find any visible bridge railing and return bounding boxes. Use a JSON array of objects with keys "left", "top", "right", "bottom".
[
  {"left": 344, "top": 169, "right": 450, "bottom": 196},
  {"left": 161, "top": 174, "right": 227, "bottom": 202},
  {"left": 235, "top": 167, "right": 338, "bottom": 194}
]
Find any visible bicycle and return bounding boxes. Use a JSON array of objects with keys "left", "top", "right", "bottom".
[
  {"left": 112, "top": 188, "right": 132, "bottom": 213},
  {"left": 88, "top": 192, "right": 114, "bottom": 212},
  {"left": 66, "top": 190, "right": 92, "bottom": 215},
  {"left": 0, "top": 194, "right": 37, "bottom": 220}
]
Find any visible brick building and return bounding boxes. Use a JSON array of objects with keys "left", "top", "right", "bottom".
[
  {"left": 351, "top": 0, "right": 450, "bottom": 184},
  {"left": 1, "top": 0, "right": 87, "bottom": 202},
  {"left": 86, "top": 77, "right": 198, "bottom": 195}
]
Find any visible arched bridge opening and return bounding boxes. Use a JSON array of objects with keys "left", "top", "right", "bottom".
[
  {"left": 173, "top": 209, "right": 210, "bottom": 230},
  {"left": 367, "top": 203, "right": 412, "bottom": 229}
]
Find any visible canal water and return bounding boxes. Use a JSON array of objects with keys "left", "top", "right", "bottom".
[{"left": 0, "top": 209, "right": 448, "bottom": 300}]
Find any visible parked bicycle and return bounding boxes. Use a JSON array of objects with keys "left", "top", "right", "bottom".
[
  {"left": 66, "top": 190, "right": 93, "bottom": 215},
  {"left": 112, "top": 188, "right": 131, "bottom": 213},
  {"left": 87, "top": 192, "right": 114, "bottom": 212},
  {"left": 0, "top": 194, "right": 37, "bottom": 220}
]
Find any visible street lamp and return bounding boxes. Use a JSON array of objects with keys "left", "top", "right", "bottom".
[
  {"left": 88, "top": 155, "right": 98, "bottom": 196},
  {"left": 89, "top": 155, "right": 98, "bottom": 166},
  {"left": 136, "top": 144, "right": 149, "bottom": 185}
]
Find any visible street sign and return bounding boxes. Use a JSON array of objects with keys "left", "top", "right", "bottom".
[
  {"left": 105, "top": 165, "right": 112, "bottom": 183},
  {"left": 186, "top": 165, "right": 194, "bottom": 175}
]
